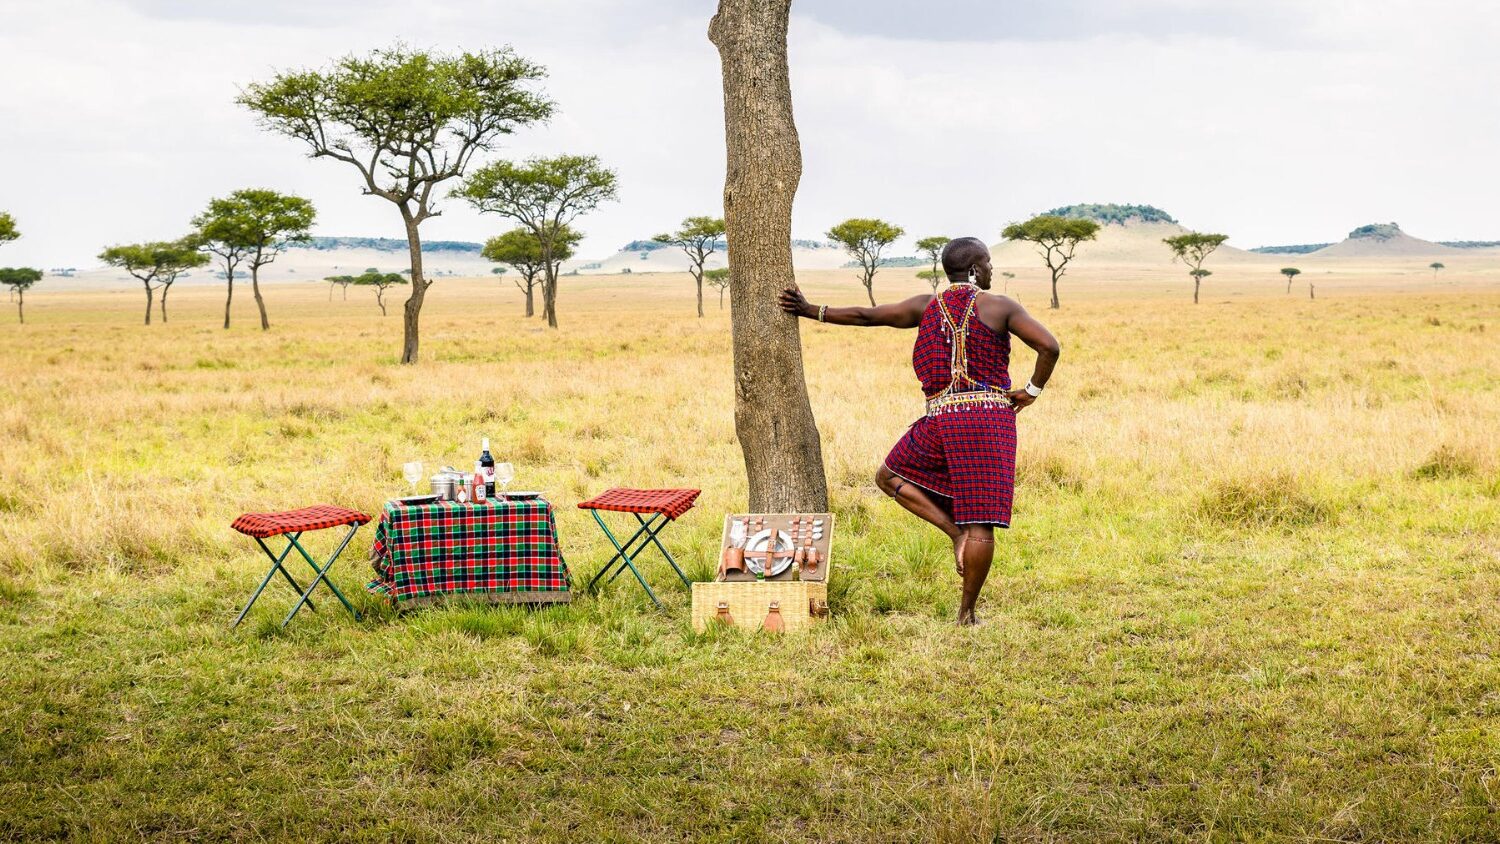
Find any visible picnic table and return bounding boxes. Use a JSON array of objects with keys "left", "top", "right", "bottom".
[{"left": 367, "top": 497, "right": 571, "bottom": 608}]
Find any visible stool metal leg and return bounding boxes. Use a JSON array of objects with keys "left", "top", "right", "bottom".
[
  {"left": 585, "top": 509, "right": 662, "bottom": 608},
  {"left": 281, "top": 524, "right": 363, "bottom": 628},
  {"left": 233, "top": 532, "right": 314, "bottom": 628},
  {"left": 633, "top": 512, "right": 691, "bottom": 587}
]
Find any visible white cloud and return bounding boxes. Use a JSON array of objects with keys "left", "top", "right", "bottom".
[{"left": 1, "top": 0, "right": 1497, "bottom": 268}]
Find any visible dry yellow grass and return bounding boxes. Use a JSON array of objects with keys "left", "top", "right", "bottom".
[{"left": 1, "top": 265, "right": 1498, "bottom": 840}]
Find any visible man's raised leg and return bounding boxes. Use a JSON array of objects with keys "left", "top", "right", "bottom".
[{"left": 875, "top": 464, "right": 970, "bottom": 573}]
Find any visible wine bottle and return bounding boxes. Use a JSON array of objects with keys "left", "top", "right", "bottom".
[{"left": 479, "top": 437, "right": 496, "bottom": 498}]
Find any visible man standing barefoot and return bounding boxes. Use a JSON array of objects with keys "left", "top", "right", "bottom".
[{"left": 780, "top": 237, "right": 1060, "bottom": 625}]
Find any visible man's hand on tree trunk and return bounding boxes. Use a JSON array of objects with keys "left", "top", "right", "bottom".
[{"left": 778, "top": 286, "right": 814, "bottom": 318}]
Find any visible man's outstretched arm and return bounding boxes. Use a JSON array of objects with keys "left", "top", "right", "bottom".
[{"left": 778, "top": 287, "right": 928, "bottom": 328}]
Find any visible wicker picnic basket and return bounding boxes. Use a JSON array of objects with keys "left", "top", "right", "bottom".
[{"left": 690, "top": 512, "right": 834, "bottom": 633}]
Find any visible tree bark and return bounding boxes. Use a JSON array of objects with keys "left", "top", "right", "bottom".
[
  {"left": 711, "top": 0, "right": 829, "bottom": 513},
  {"left": 143, "top": 283, "right": 153, "bottom": 325},
  {"left": 695, "top": 268, "right": 705, "bottom": 317},
  {"left": 225, "top": 270, "right": 235, "bottom": 329},
  {"left": 251, "top": 262, "right": 270, "bottom": 330},
  {"left": 160, "top": 283, "right": 170, "bottom": 323},
  {"left": 401, "top": 214, "right": 429, "bottom": 363},
  {"left": 1050, "top": 269, "right": 1061, "bottom": 309},
  {"left": 15, "top": 289, "right": 22, "bottom": 324},
  {"left": 1193, "top": 275, "right": 1200, "bottom": 304},
  {"left": 1309, "top": 283, "right": 1315, "bottom": 301},
  {"left": 863, "top": 273, "right": 876, "bottom": 306}
]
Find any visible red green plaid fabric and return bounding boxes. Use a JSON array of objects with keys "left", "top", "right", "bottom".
[
  {"left": 367, "top": 499, "right": 570, "bottom": 603},
  {"left": 577, "top": 488, "right": 700, "bottom": 521},
  {"left": 231, "top": 505, "right": 371, "bottom": 539}
]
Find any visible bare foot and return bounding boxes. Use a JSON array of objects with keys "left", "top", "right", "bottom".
[{"left": 952, "top": 533, "right": 968, "bottom": 576}]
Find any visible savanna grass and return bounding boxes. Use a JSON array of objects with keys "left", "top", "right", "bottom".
[{"left": 1, "top": 270, "right": 1498, "bottom": 841}]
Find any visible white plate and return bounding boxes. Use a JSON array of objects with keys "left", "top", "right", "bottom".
[{"left": 744, "top": 529, "right": 795, "bottom": 577}]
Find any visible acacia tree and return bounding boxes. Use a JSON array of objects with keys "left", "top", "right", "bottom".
[
  {"left": 326, "top": 275, "right": 354, "bottom": 301},
  {"left": 653, "top": 216, "right": 726, "bottom": 317},
  {"left": 195, "top": 189, "right": 315, "bottom": 331},
  {"left": 1002, "top": 214, "right": 1100, "bottom": 309},
  {"left": 1280, "top": 266, "right": 1301, "bottom": 294},
  {"left": 238, "top": 45, "right": 553, "bottom": 362},
  {"left": 916, "top": 269, "right": 944, "bottom": 292},
  {"left": 1163, "top": 231, "right": 1230, "bottom": 304},
  {"left": 704, "top": 267, "right": 731, "bottom": 309},
  {"left": 1430, "top": 261, "right": 1445, "bottom": 278},
  {"left": 0, "top": 212, "right": 18, "bottom": 247},
  {"left": 1000, "top": 270, "right": 1016, "bottom": 294},
  {"left": 455, "top": 154, "right": 618, "bottom": 329},
  {"left": 0, "top": 267, "right": 42, "bottom": 323},
  {"left": 915, "top": 235, "right": 947, "bottom": 289},
  {"left": 710, "top": 0, "right": 829, "bottom": 513},
  {"left": 99, "top": 239, "right": 208, "bottom": 324},
  {"left": 481, "top": 225, "right": 578, "bottom": 317},
  {"left": 350, "top": 270, "right": 407, "bottom": 315},
  {"left": 827, "top": 217, "right": 903, "bottom": 306}
]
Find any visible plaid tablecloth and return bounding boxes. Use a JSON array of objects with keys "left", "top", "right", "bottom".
[{"left": 367, "top": 498, "right": 571, "bottom": 607}]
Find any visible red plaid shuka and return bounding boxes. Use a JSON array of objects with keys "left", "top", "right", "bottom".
[
  {"left": 884, "top": 283, "right": 1018, "bottom": 526},
  {"left": 231, "top": 505, "right": 371, "bottom": 539},
  {"left": 367, "top": 498, "right": 570, "bottom": 604},
  {"left": 577, "top": 488, "right": 700, "bottom": 521}
]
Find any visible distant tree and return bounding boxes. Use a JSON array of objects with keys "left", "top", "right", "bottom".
[
  {"left": 827, "top": 218, "right": 903, "bottom": 306},
  {"left": 351, "top": 271, "right": 408, "bottom": 316},
  {"left": 1163, "top": 231, "right": 1230, "bottom": 304},
  {"left": 1000, "top": 271, "right": 1016, "bottom": 294},
  {"left": 915, "top": 235, "right": 948, "bottom": 293},
  {"left": 456, "top": 155, "right": 619, "bottom": 329},
  {"left": 653, "top": 216, "right": 726, "bottom": 318},
  {"left": 491, "top": 266, "right": 507, "bottom": 275},
  {"left": 239, "top": 45, "right": 552, "bottom": 362},
  {"left": 99, "top": 238, "right": 208, "bottom": 324},
  {"left": 916, "top": 269, "right": 944, "bottom": 292},
  {"left": 0, "top": 212, "right": 18, "bottom": 247},
  {"left": 704, "top": 267, "right": 731, "bottom": 309},
  {"left": 0, "top": 267, "right": 42, "bottom": 323},
  {"left": 481, "top": 225, "right": 580, "bottom": 318},
  {"left": 194, "top": 189, "right": 315, "bottom": 331},
  {"left": 326, "top": 274, "right": 358, "bottom": 300},
  {"left": 1280, "top": 267, "right": 1302, "bottom": 294},
  {"left": 1430, "top": 261, "right": 1445, "bottom": 278},
  {"left": 1002, "top": 214, "right": 1100, "bottom": 309}
]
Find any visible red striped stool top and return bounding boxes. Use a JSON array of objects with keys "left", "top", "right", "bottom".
[
  {"left": 231, "top": 505, "right": 372, "bottom": 539},
  {"left": 577, "top": 488, "right": 700, "bottom": 521}
]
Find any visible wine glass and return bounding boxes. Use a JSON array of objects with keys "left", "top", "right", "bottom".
[
  {"left": 402, "top": 461, "right": 424, "bottom": 495},
  {"left": 494, "top": 462, "right": 515, "bottom": 500}
]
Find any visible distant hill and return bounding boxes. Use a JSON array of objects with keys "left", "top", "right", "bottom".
[
  {"left": 1439, "top": 240, "right": 1500, "bottom": 249},
  {"left": 299, "top": 236, "right": 482, "bottom": 253},
  {"left": 1251, "top": 243, "right": 1334, "bottom": 255},
  {"left": 1040, "top": 203, "right": 1179, "bottom": 226},
  {"left": 1308, "top": 222, "right": 1462, "bottom": 258}
]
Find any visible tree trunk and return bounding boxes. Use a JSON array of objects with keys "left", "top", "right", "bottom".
[
  {"left": 710, "top": 0, "right": 829, "bottom": 513},
  {"left": 543, "top": 277, "right": 559, "bottom": 329},
  {"left": 328, "top": 283, "right": 334, "bottom": 302},
  {"left": 720, "top": 287, "right": 726, "bottom": 309},
  {"left": 401, "top": 215, "right": 428, "bottom": 363},
  {"left": 143, "top": 283, "right": 153, "bottom": 325},
  {"left": 378, "top": 288, "right": 387, "bottom": 316},
  {"left": 160, "top": 283, "right": 170, "bottom": 323},
  {"left": 1050, "top": 269, "right": 1061, "bottom": 309},
  {"left": 525, "top": 280, "right": 535, "bottom": 317},
  {"left": 1286, "top": 278, "right": 1291, "bottom": 294},
  {"left": 15, "top": 289, "right": 22, "bottom": 324},
  {"left": 695, "top": 268, "right": 705, "bottom": 317},
  {"left": 864, "top": 275, "right": 876, "bottom": 307},
  {"left": 1193, "top": 274, "right": 1200, "bottom": 304},
  {"left": 1309, "top": 283, "right": 1315, "bottom": 301},
  {"left": 251, "top": 264, "right": 269, "bottom": 330},
  {"left": 342, "top": 284, "right": 348, "bottom": 301},
  {"left": 225, "top": 270, "right": 235, "bottom": 329}
]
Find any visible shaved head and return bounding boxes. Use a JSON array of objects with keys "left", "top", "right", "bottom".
[{"left": 940, "top": 237, "right": 993, "bottom": 288}]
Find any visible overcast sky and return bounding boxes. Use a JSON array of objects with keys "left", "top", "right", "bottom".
[{"left": 3, "top": 0, "right": 1498, "bottom": 267}]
